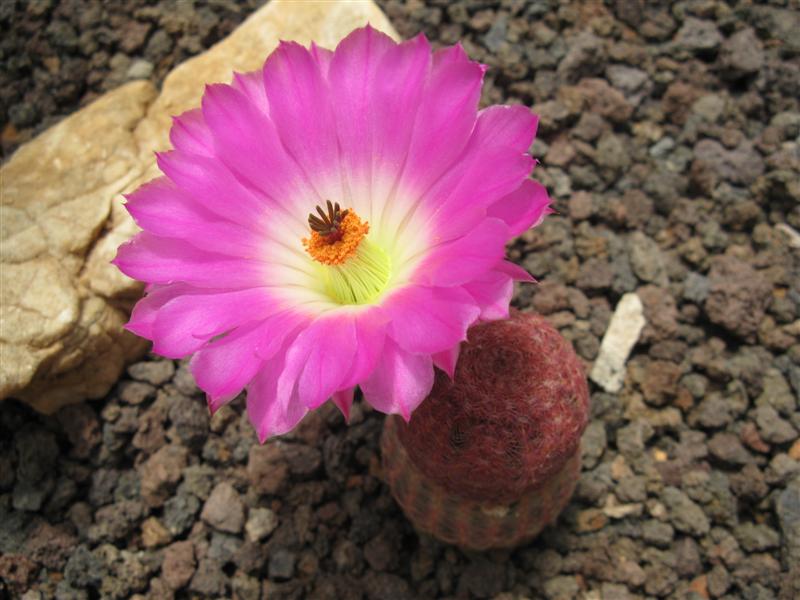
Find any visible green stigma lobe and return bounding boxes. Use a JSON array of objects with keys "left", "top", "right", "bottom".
[{"left": 324, "top": 237, "right": 391, "bottom": 305}]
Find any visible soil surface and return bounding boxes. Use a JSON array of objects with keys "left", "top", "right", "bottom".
[{"left": 2, "top": 1, "right": 800, "bottom": 599}]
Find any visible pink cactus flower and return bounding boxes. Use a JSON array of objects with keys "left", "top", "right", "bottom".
[{"left": 113, "top": 26, "right": 551, "bottom": 441}]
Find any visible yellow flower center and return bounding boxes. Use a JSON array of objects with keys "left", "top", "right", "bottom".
[
  {"left": 303, "top": 210, "right": 369, "bottom": 266},
  {"left": 303, "top": 202, "right": 391, "bottom": 305}
]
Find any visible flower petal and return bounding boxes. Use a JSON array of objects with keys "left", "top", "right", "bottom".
[
  {"left": 400, "top": 55, "right": 484, "bottom": 196},
  {"left": 277, "top": 315, "right": 357, "bottom": 410},
  {"left": 156, "top": 150, "right": 269, "bottom": 231},
  {"left": 247, "top": 342, "right": 309, "bottom": 443},
  {"left": 432, "top": 344, "right": 460, "bottom": 379},
  {"left": 262, "top": 41, "right": 343, "bottom": 201},
  {"left": 432, "top": 43, "right": 472, "bottom": 67},
  {"left": 126, "top": 283, "right": 198, "bottom": 339},
  {"left": 231, "top": 70, "right": 269, "bottom": 114},
  {"left": 125, "top": 178, "right": 266, "bottom": 257},
  {"left": 310, "top": 42, "right": 334, "bottom": 77},
  {"left": 169, "top": 108, "right": 215, "bottom": 157},
  {"left": 360, "top": 338, "right": 434, "bottom": 420},
  {"left": 338, "top": 306, "right": 388, "bottom": 389},
  {"left": 487, "top": 179, "right": 551, "bottom": 236},
  {"left": 475, "top": 104, "right": 538, "bottom": 150},
  {"left": 192, "top": 324, "right": 268, "bottom": 411},
  {"left": 462, "top": 269, "right": 514, "bottom": 321},
  {"left": 367, "top": 45, "right": 485, "bottom": 256},
  {"left": 113, "top": 232, "right": 268, "bottom": 288},
  {"left": 383, "top": 286, "right": 479, "bottom": 355},
  {"left": 151, "top": 288, "right": 276, "bottom": 358},
  {"left": 191, "top": 311, "right": 306, "bottom": 407},
  {"left": 497, "top": 259, "right": 536, "bottom": 283},
  {"left": 423, "top": 105, "right": 538, "bottom": 241},
  {"left": 331, "top": 387, "right": 355, "bottom": 422},
  {"left": 413, "top": 218, "right": 510, "bottom": 287},
  {"left": 200, "top": 82, "right": 316, "bottom": 233},
  {"left": 330, "top": 28, "right": 430, "bottom": 224}
]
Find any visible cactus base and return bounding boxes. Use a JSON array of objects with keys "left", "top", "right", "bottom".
[{"left": 381, "top": 414, "right": 581, "bottom": 550}]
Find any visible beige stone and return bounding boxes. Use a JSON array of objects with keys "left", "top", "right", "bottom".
[
  {"left": 589, "top": 292, "right": 646, "bottom": 393},
  {"left": 1, "top": 81, "right": 156, "bottom": 413},
  {"left": 1, "top": 0, "right": 397, "bottom": 414}
]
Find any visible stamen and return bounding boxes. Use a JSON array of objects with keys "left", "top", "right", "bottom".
[
  {"left": 303, "top": 209, "right": 369, "bottom": 266},
  {"left": 302, "top": 204, "right": 391, "bottom": 305}
]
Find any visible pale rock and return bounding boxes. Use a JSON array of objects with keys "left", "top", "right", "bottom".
[
  {"left": 1, "top": 81, "right": 155, "bottom": 413},
  {"left": 126, "top": 59, "right": 154, "bottom": 80},
  {"left": 245, "top": 507, "right": 279, "bottom": 542},
  {"left": 590, "top": 293, "right": 646, "bottom": 393},
  {"left": 602, "top": 494, "right": 643, "bottom": 519},
  {"left": 201, "top": 482, "right": 245, "bottom": 534},
  {"left": 776, "top": 223, "right": 800, "bottom": 249},
  {"left": 1, "top": 0, "right": 396, "bottom": 414}
]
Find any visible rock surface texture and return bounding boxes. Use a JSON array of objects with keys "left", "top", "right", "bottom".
[{"left": 0, "top": 0, "right": 396, "bottom": 414}]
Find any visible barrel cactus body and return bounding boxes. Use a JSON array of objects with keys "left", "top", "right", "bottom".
[{"left": 381, "top": 311, "right": 590, "bottom": 549}]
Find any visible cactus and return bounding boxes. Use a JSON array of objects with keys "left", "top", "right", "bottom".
[{"left": 381, "top": 311, "right": 590, "bottom": 549}]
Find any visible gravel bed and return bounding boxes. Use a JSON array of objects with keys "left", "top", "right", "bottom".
[
  {"left": 2, "top": 1, "right": 800, "bottom": 599},
  {"left": 0, "top": 0, "right": 267, "bottom": 158}
]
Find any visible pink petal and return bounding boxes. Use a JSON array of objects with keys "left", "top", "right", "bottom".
[
  {"left": 497, "top": 259, "right": 536, "bottom": 283},
  {"left": 192, "top": 324, "right": 267, "bottom": 409},
  {"left": 329, "top": 26, "right": 394, "bottom": 196},
  {"left": 252, "top": 310, "right": 312, "bottom": 362},
  {"left": 169, "top": 108, "right": 215, "bottom": 157},
  {"left": 262, "top": 41, "right": 343, "bottom": 198},
  {"left": 200, "top": 83, "right": 317, "bottom": 222},
  {"left": 272, "top": 308, "right": 387, "bottom": 415},
  {"left": 400, "top": 55, "right": 485, "bottom": 196},
  {"left": 331, "top": 387, "right": 355, "bottom": 422},
  {"left": 423, "top": 105, "right": 537, "bottom": 241},
  {"left": 338, "top": 306, "right": 388, "bottom": 389},
  {"left": 126, "top": 283, "right": 199, "bottom": 339},
  {"left": 432, "top": 344, "right": 460, "bottom": 379},
  {"left": 156, "top": 150, "right": 268, "bottom": 230},
  {"left": 277, "top": 315, "right": 357, "bottom": 410},
  {"left": 432, "top": 43, "right": 470, "bottom": 67},
  {"left": 373, "top": 34, "right": 431, "bottom": 148},
  {"left": 124, "top": 178, "right": 265, "bottom": 257},
  {"left": 413, "top": 218, "right": 510, "bottom": 287},
  {"left": 475, "top": 105, "right": 538, "bottom": 150},
  {"left": 329, "top": 27, "right": 428, "bottom": 208},
  {"left": 487, "top": 179, "right": 551, "bottom": 236},
  {"left": 360, "top": 338, "right": 435, "bottom": 421},
  {"left": 247, "top": 343, "right": 309, "bottom": 442},
  {"left": 462, "top": 270, "right": 514, "bottom": 321},
  {"left": 310, "top": 42, "right": 334, "bottom": 77},
  {"left": 113, "top": 232, "right": 268, "bottom": 289},
  {"left": 383, "top": 286, "right": 479, "bottom": 355},
  {"left": 151, "top": 288, "right": 276, "bottom": 358},
  {"left": 191, "top": 311, "right": 305, "bottom": 406},
  {"left": 231, "top": 70, "right": 269, "bottom": 114}
]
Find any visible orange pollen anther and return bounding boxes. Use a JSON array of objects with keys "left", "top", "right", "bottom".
[{"left": 303, "top": 209, "right": 370, "bottom": 266}]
